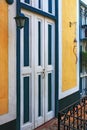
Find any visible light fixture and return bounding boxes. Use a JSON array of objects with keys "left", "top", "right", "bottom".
[
  {"left": 74, "top": 38, "right": 77, "bottom": 43},
  {"left": 6, "top": 0, "right": 14, "bottom": 4},
  {"left": 14, "top": 14, "right": 27, "bottom": 29},
  {"left": 69, "top": 22, "right": 77, "bottom": 28},
  {"left": 69, "top": 21, "right": 77, "bottom": 43},
  {"left": 69, "top": 21, "right": 77, "bottom": 64}
]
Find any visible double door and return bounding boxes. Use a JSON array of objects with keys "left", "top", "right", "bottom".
[{"left": 20, "top": 12, "right": 55, "bottom": 130}]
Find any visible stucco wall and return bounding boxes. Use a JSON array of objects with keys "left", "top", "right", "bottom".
[
  {"left": 62, "top": 0, "right": 77, "bottom": 91},
  {"left": 0, "top": 0, "right": 8, "bottom": 115},
  {"left": 0, "top": 0, "right": 16, "bottom": 125},
  {"left": 59, "top": 0, "right": 79, "bottom": 99}
]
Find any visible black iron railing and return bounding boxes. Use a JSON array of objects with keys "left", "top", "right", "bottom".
[{"left": 58, "top": 96, "right": 87, "bottom": 130}]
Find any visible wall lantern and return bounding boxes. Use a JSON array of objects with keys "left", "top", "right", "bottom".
[
  {"left": 73, "top": 38, "right": 77, "bottom": 43},
  {"left": 6, "top": 0, "right": 14, "bottom": 4},
  {"left": 69, "top": 21, "right": 77, "bottom": 43},
  {"left": 69, "top": 22, "right": 77, "bottom": 28},
  {"left": 69, "top": 21, "right": 77, "bottom": 64},
  {"left": 14, "top": 14, "right": 26, "bottom": 29}
]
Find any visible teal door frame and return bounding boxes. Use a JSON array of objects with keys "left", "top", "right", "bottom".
[{"left": 16, "top": 0, "right": 59, "bottom": 130}]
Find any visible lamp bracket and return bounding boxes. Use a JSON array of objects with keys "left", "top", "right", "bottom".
[{"left": 69, "top": 22, "right": 77, "bottom": 27}]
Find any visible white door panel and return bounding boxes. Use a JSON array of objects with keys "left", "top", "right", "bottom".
[
  {"left": 35, "top": 16, "right": 55, "bottom": 127},
  {"left": 20, "top": 15, "right": 34, "bottom": 130},
  {"left": 35, "top": 74, "right": 44, "bottom": 128},
  {"left": 44, "top": 19, "right": 55, "bottom": 122},
  {"left": 34, "top": 16, "right": 45, "bottom": 128}
]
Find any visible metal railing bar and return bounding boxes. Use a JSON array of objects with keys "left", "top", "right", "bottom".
[{"left": 58, "top": 96, "right": 87, "bottom": 130}]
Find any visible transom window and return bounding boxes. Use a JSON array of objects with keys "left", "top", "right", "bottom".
[{"left": 20, "top": 0, "right": 55, "bottom": 15}]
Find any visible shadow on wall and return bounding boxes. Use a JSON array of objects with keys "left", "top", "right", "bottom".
[{"left": 0, "top": 120, "right": 16, "bottom": 130}]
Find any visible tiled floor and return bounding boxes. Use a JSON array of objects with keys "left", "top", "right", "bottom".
[{"left": 35, "top": 118, "right": 58, "bottom": 130}]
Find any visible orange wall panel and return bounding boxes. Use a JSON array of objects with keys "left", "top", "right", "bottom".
[{"left": 0, "top": 1, "right": 8, "bottom": 114}]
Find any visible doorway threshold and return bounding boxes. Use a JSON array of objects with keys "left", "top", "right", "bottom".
[{"left": 35, "top": 118, "right": 58, "bottom": 130}]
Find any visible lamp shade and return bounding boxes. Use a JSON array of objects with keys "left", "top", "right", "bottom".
[
  {"left": 74, "top": 38, "right": 77, "bottom": 43},
  {"left": 6, "top": 0, "right": 14, "bottom": 4},
  {"left": 14, "top": 14, "right": 26, "bottom": 29}
]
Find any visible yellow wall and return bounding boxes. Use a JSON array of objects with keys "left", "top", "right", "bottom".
[
  {"left": 62, "top": 0, "right": 77, "bottom": 91},
  {"left": 0, "top": 1, "right": 8, "bottom": 114}
]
